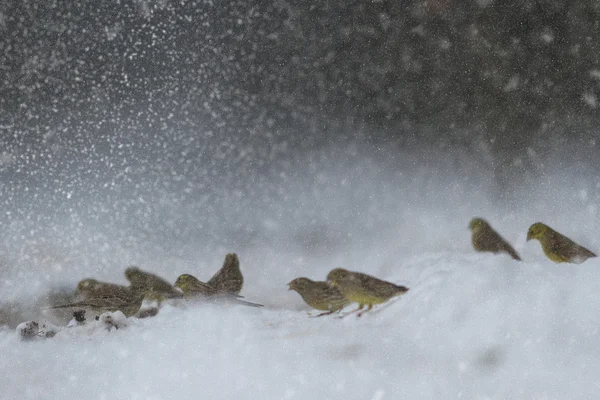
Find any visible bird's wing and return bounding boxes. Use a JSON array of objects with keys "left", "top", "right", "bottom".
[
  {"left": 151, "top": 276, "right": 179, "bottom": 292},
  {"left": 499, "top": 240, "right": 521, "bottom": 261},
  {"left": 566, "top": 241, "right": 597, "bottom": 262},
  {"left": 478, "top": 228, "right": 521, "bottom": 260},
  {"left": 207, "top": 255, "right": 243, "bottom": 293},
  {"left": 206, "top": 268, "right": 225, "bottom": 287},
  {"left": 576, "top": 245, "right": 597, "bottom": 258},
  {"left": 548, "top": 233, "right": 580, "bottom": 262},
  {"left": 359, "top": 275, "right": 407, "bottom": 297},
  {"left": 50, "top": 294, "right": 129, "bottom": 310},
  {"left": 188, "top": 279, "right": 244, "bottom": 298},
  {"left": 187, "top": 279, "right": 219, "bottom": 296}
]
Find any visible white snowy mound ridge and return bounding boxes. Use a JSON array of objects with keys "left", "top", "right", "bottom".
[{"left": 1, "top": 252, "right": 599, "bottom": 399}]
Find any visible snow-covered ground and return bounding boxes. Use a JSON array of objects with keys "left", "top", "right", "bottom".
[
  {"left": 2, "top": 250, "right": 600, "bottom": 399},
  {"left": 2, "top": 140, "right": 600, "bottom": 399}
]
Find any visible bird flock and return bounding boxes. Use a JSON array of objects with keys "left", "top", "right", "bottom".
[
  {"left": 47, "top": 253, "right": 260, "bottom": 321},
  {"left": 469, "top": 219, "right": 596, "bottom": 264},
  {"left": 17, "top": 219, "right": 597, "bottom": 339}
]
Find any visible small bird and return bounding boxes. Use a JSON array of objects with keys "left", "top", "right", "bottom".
[
  {"left": 48, "top": 289, "right": 147, "bottom": 318},
  {"left": 77, "top": 278, "right": 131, "bottom": 299},
  {"left": 527, "top": 222, "right": 597, "bottom": 264},
  {"left": 125, "top": 266, "right": 183, "bottom": 298},
  {"left": 288, "top": 277, "right": 350, "bottom": 316},
  {"left": 207, "top": 253, "right": 244, "bottom": 295},
  {"left": 469, "top": 218, "right": 521, "bottom": 261},
  {"left": 175, "top": 274, "right": 263, "bottom": 307},
  {"left": 327, "top": 268, "right": 409, "bottom": 317},
  {"left": 175, "top": 274, "right": 239, "bottom": 297}
]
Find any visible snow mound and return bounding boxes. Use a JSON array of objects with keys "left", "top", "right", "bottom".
[{"left": 1, "top": 253, "right": 599, "bottom": 399}]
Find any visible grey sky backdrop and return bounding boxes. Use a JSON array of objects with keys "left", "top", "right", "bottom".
[
  {"left": 1, "top": 0, "right": 599, "bottom": 270},
  {"left": 3, "top": 1, "right": 600, "bottom": 148}
]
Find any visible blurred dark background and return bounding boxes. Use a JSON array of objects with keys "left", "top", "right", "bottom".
[
  {"left": 1, "top": 0, "right": 600, "bottom": 324},
  {"left": 3, "top": 0, "right": 600, "bottom": 184}
]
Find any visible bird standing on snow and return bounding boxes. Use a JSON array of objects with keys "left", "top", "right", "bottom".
[
  {"left": 527, "top": 222, "right": 597, "bottom": 264},
  {"left": 326, "top": 268, "right": 408, "bottom": 317},
  {"left": 288, "top": 277, "right": 350, "bottom": 317},
  {"left": 207, "top": 253, "right": 244, "bottom": 295},
  {"left": 469, "top": 218, "right": 521, "bottom": 261},
  {"left": 175, "top": 273, "right": 263, "bottom": 307}
]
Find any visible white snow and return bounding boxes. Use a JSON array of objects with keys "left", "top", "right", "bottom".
[
  {"left": 2, "top": 252, "right": 600, "bottom": 399},
  {"left": 583, "top": 92, "right": 598, "bottom": 108},
  {"left": 1, "top": 142, "right": 599, "bottom": 399}
]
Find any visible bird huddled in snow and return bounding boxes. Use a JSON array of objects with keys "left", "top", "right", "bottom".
[
  {"left": 527, "top": 222, "right": 597, "bottom": 264},
  {"left": 207, "top": 253, "right": 244, "bottom": 295},
  {"left": 469, "top": 218, "right": 521, "bottom": 261},
  {"left": 174, "top": 273, "right": 263, "bottom": 308}
]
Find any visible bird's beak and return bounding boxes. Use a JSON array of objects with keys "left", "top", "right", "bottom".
[
  {"left": 526, "top": 232, "right": 532, "bottom": 241},
  {"left": 287, "top": 283, "right": 292, "bottom": 290}
]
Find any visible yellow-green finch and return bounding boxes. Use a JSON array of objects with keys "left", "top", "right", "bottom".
[
  {"left": 175, "top": 273, "right": 263, "bottom": 307},
  {"left": 527, "top": 222, "right": 597, "bottom": 263},
  {"left": 288, "top": 277, "right": 350, "bottom": 316},
  {"left": 207, "top": 253, "right": 244, "bottom": 295},
  {"left": 327, "top": 268, "right": 409, "bottom": 317},
  {"left": 125, "top": 266, "right": 183, "bottom": 298},
  {"left": 469, "top": 218, "right": 521, "bottom": 261}
]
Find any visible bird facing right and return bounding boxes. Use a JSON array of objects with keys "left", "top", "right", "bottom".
[
  {"left": 527, "top": 222, "right": 597, "bottom": 264},
  {"left": 288, "top": 277, "right": 350, "bottom": 316},
  {"left": 326, "top": 268, "right": 409, "bottom": 317},
  {"left": 469, "top": 217, "right": 521, "bottom": 261}
]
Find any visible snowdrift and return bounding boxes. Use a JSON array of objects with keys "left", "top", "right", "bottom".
[{"left": 2, "top": 252, "right": 599, "bottom": 399}]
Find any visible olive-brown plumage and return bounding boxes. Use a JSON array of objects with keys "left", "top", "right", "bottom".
[
  {"left": 175, "top": 273, "right": 263, "bottom": 307},
  {"left": 77, "top": 278, "right": 131, "bottom": 299},
  {"left": 288, "top": 277, "right": 350, "bottom": 316},
  {"left": 327, "top": 268, "right": 409, "bottom": 317},
  {"left": 50, "top": 272, "right": 170, "bottom": 319},
  {"left": 125, "top": 266, "right": 183, "bottom": 298},
  {"left": 207, "top": 253, "right": 244, "bottom": 295},
  {"left": 469, "top": 218, "right": 521, "bottom": 261},
  {"left": 49, "top": 288, "right": 147, "bottom": 318},
  {"left": 527, "top": 222, "right": 597, "bottom": 264}
]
